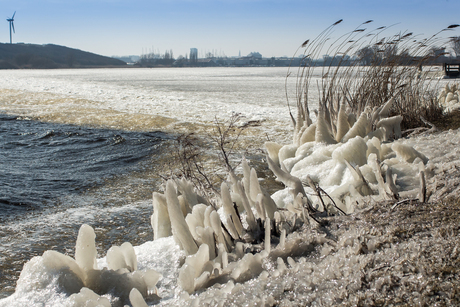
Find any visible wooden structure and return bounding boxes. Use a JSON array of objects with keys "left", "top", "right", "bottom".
[{"left": 443, "top": 63, "right": 460, "bottom": 78}]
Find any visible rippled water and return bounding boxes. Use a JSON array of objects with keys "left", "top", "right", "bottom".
[
  {"left": 0, "top": 113, "right": 169, "bottom": 209},
  {"left": 0, "top": 113, "right": 174, "bottom": 296}
]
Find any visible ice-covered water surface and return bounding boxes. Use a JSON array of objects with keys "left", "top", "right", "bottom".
[{"left": 0, "top": 67, "right": 299, "bottom": 139}]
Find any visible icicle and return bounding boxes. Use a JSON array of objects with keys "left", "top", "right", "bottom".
[
  {"left": 165, "top": 180, "right": 198, "bottom": 255},
  {"left": 368, "top": 153, "right": 390, "bottom": 199},
  {"left": 277, "top": 257, "right": 286, "bottom": 274},
  {"left": 249, "top": 168, "right": 261, "bottom": 203},
  {"left": 299, "top": 123, "right": 316, "bottom": 144},
  {"left": 315, "top": 112, "right": 337, "bottom": 144},
  {"left": 341, "top": 111, "right": 370, "bottom": 142},
  {"left": 129, "top": 288, "right": 149, "bottom": 307},
  {"left": 175, "top": 177, "right": 199, "bottom": 207},
  {"left": 241, "top": 158, "right": 252, "bottom": 205},
  {"left": 293, "top": 109, "right": 304, "bottom": 144},
  {"left": 221, "top": 182, "right": 244, "bottom": 238},
  {"left": 279, "top": 229, "right": 286, "bottom": 249},
  {"left": 335, "top": 104, "right": 349, "bottom": 142},
  {"left": 385, "top": 166, "right": 399, "bottom": 199},
  {"left": 265, "top": 218, "right": 271, "bottom": 254},
  {"left": 210, "top": 211, "right": 229, "bottom": 252},
  {"left": 195, "top": 226, "right": 216, "bottom": 259},
  {"left": 142, "top": 269, "right": 163, "bottom": 295},
  {"left": 185, "top": 204, "right": 207, "bottom": 241},
  {"left": 151, "top": 192, "right": 172, "bottom": 240},
  {"left": 106, "top": 246, "right": 128, "bottom": 271},
  {"left": 177, "top": 263, "right": 195, "bottom": 294},
  {"left": 234, "top": 178, "right": 257, "bottom": 231},
  {"left": 120, "top": 242, "right": 137, "bottom": 272},
  {"left": 257, "top": 193, "right": 277, "bottom": 220},
  {"left": 75, "top": 224, "right": 97, "bottom": 272},
  {"left": 71, "top": 288, "right": 111, "bottom": 307},
  {"left": 203, "top": 205, "right": 214, "bottom": 228},
  {"left": 264, "top": 141, "right": 283, "bottom": 166},
  {"left": 378, "top": 97, "right": 395, "bottom": 119}
]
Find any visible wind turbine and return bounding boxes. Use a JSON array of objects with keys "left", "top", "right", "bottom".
[{"left": 7, "top": 11, "right": 15, "bottom": 44}]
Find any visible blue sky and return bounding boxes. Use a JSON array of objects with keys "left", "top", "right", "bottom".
[{"left": 2, "top": 0, "right": 460, "bottom": 58}]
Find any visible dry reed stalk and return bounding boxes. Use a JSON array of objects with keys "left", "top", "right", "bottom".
[{"left": 287, "top": 20, "right": 457, "bottom": 132}]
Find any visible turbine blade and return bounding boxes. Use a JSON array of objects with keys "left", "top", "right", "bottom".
[
  {"left": 12, "top": 11, "right": 16, "bottom": 19},
  {"left": 12, "top": 22, "right": 15, "bottom": 33}
]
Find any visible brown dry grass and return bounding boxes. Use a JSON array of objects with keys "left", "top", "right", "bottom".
[{"left": 432, "top": 109, "right": 460, "bottom": 130}]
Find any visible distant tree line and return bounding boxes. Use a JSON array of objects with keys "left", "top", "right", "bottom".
[
  {"left": 353, "top": 36, "right": 460, "bottom": 67},
  {"left": 137, "top": 49, "right": 175, "bottom": 67}
]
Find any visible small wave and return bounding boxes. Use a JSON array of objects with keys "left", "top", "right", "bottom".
[{"left": 38, "top": 130, "right": 56, "bottom": 139}]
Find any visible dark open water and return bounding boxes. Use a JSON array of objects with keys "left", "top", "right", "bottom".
[
  {"left": 0, "top": 113, "right": 171, "bottom": 296},
  {"left": 0, "top": 113, "right": 168, "bottom": 212}
]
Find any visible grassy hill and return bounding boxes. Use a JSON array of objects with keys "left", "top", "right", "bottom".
[{"left": 0, "top": 43, "right": 127, "bottom": 69}]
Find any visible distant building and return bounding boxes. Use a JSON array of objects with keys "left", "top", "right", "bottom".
[{"left": 190, "top": 48, "right": 198, "bottom": 64}]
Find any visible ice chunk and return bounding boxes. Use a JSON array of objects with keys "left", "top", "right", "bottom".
[
  {"left": 392, "top": 143, "right": 429, "bottom": 164},
  {"left": 185, "top": 204, "right": 207, "bottom": 241},
  {"left": 42, "top": 250, "right": 85, "bottom": 293},
  {"left": 106, "top": 246, "right": 128, "bottom": 271},
  {"left": 69, "top": 287, "right": 111, "bottom": 307},
  {"left": 332, "top": 136, "right": 368, "bottom": 166},
  {"left": 279, "top": 144, "right": 298, "bottom": 164},
  {"left": 376, "top": 116, "right": 403, "bottom": 141},
  {"left": 176, "top": 177, "right": 199, "bottom": 207},
  {"left": 129, "top": 288, "right": 149, "bottom": 307}
]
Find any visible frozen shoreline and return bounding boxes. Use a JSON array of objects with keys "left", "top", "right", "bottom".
[
  {"left": 1, "top": 125, "right": 459, "bottom": 306},
  {"left": 1, "top": 68, "right": 459, "bottom": 306}
]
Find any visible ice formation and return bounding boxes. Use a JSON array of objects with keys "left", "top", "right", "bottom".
[
  {"left": 1, "top": 96, "right": 441, "bottom": 306},
  {"left": 438, "top": 83, "right": 460, "bottom": 111},
  {"left": 1, "top": 223, "right": 163, "bottom": 306}
]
